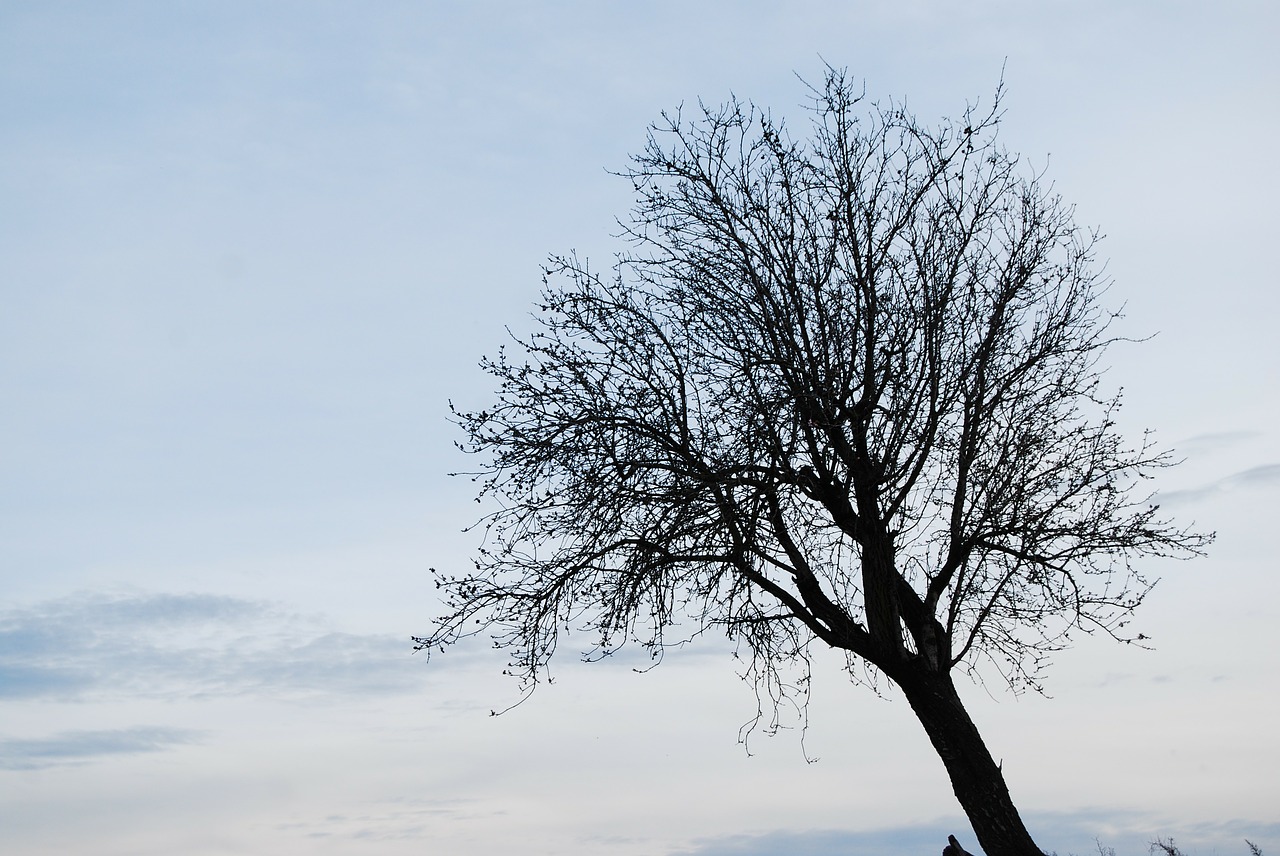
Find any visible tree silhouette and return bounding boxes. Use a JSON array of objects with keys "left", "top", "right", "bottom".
[{"left": 417, "top": 70, "right": 1210, "bottom": 856}]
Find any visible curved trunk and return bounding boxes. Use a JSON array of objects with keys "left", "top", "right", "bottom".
[{"left": 894, "top": 666, "right": 1044, "bottom": 856}]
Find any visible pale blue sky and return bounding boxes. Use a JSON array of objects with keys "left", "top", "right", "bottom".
[{"left": 2, "top": 3, "right": 1278, "bottom": 855}]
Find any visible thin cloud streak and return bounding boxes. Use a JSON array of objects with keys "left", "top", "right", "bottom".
[
  {"left": 1173, "top": 431, "right": 1262, "bottom": 457},
  {"left": 0, "top": 590, "right": 434, "bottom": 701},
  {"left": 274, "top": 795, "right": 503, "bottom": 843},
  {"left": 1154, "top": 463, "right": 1280, "bottom": 506},
  {"left": 0, "top": 726, "right": 204, "bottom": 770}
]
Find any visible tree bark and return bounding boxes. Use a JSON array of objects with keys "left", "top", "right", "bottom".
[{"left": 894, "top": 665, "right": 1044, "bottom": 856}]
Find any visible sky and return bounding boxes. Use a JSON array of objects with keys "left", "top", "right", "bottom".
[{"left": 1, "top": 2, "right": 1278, "bottom": 854}]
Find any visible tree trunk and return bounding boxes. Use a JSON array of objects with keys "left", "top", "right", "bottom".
[{"left": 894, "top": 666, "right": 1044, "bottom": 856}]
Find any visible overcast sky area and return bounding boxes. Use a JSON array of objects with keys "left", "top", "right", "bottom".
[{"left": 2, "top": 2, "right": 1278, "bottom": 855}]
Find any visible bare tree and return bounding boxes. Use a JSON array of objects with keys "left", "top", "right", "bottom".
[{"left": 417, "top": 70, "right": 1210, "bottom": 856}]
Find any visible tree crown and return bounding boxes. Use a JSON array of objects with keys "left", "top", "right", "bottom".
[{"left": 419, "top": 70, "right": 1210, "bottom": 720}]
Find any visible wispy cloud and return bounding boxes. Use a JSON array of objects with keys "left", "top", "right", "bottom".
[
  {"left": 0, "top": 726, "right": 203, "bottom": 770},
  {"left": 1154, "top": 463, "right": 1280, "bottom": 506},
  {"left": 1173, "top": 431, "right": 1262, "bottom": 457},
  {"left": 0, "top": 590, "right": 431, "bottom": 702},
  {"left": 274, "top": 795, "right": 503, "bottom": 842}
]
